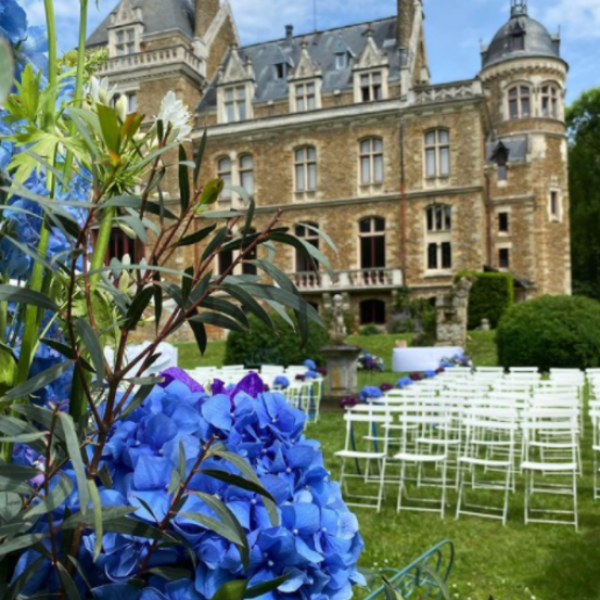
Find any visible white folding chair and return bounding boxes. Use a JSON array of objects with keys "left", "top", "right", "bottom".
[
  {"left": 336, "top": 410, "right": 392, "bottom": 511},
  {"left": 456, "top": 407, "right": 519, "bottom": 526},
  {"left": 521, "top": 408, "right": 579, "bottom": 530}
]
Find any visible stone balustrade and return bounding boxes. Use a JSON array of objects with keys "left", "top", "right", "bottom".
[
  {"left": 292, "top": 267, "right": 403, "bottom": 293},
  {"left": 97, "top": 46, "right": 205, "bottom": 77},
  {"left": 413, "top": 80, "right": 483, "bottom": 105}
]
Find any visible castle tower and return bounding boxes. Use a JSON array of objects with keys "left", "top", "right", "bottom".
[
  {"left": 479, "top": 0, "right": 571, "bottom": 297},
  {"left": 195, "top": 0, "right": 220, "bottom": 39}
]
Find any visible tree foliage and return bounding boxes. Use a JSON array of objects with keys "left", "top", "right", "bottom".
[{"left": 567, "top": 86, "right": 600, "bottom": 299}]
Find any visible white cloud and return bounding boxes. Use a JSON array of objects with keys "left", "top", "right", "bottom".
[{"left": 533, "top": 0, "right": 600, "bottom": 40}]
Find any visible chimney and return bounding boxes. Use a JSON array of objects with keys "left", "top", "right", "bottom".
[
  {"left": 397, "top": 0, "right": 417, "bottom": 50},
  {"left": 195, "top": 0, "right": 220, "bottom": 39},
  {"left": 285, "top": 24, "right": 294, "bottom": 39}
]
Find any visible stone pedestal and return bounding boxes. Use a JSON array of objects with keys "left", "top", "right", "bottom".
[{"left": 321, "top": 344, "right": 362, "bottom": 409}]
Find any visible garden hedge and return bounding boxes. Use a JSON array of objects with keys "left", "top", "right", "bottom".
[
  {"left": 456, "top": 271, "right": 514, "bottom": 330},
  {"left": 496, "top": 295, "right": 600, "bottom": 371},
  {"left": 225, "top": 312, "right": 331, "bottom": 367}
]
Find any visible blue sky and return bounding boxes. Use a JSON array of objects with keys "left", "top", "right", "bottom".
[{"left": 22, "top": 0, "right": 600, "bottom": 103}]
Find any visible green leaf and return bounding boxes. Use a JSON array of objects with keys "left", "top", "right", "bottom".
[
  {"left": 62, "top": 506, "right": 136, "bottom": 530},
  {"left": 200, "top": 469, "right": 277, "bottom": 505},
  {"left": 56, "top": 562, "right": 83, "bottom": 600},
  {"left": 181, "top": 267, "right": 195, "bottom": 304},
  {"left": 0, "top": 416, "right": 47, "bottom": 453},
  {"left": 39, "top": 339, "right": 95, "bottom": 373},
  {"left": 178, "top": 512, "right": 245, "bottom": 546},
  {"left": 22, "top": 473, "right": 74, "bottom": 520},
  {"left": 191, "top": 491, "right": 249, "bottom": 569},
  {"left": 208, "top": 448, "right": 279, "bottom": 527},
  {"left": 221, "top": 282, "right": 274, "bottom": 331},
  {"left": 0, "top": 533, "right": 47, "bottom": 558},
  {"left": 0, "top": 493, "right": 22, "bottom": 522},
  {"left": 201, "top": 226, "right": 230, "bottom": 262},
  {"left": 193, "top": 128, "right": 207, "bottom": 185},
  {"left": 96, "top": 103, "right": 121, "bottom": 154},
  {"left": 0, "top": 39, "right": 15, "bottom": 104},
  {"left": 213, "top": 579, "right": 248, "bottom": 600},
  {"left": 58, "top": 412, "right": 90, "bottom": 516},
  {"left": 148, "top": 566, "right": 193, "bottom": 581},
  {"left": 119, "top": 383, "right": 155, "bottom": 420},
  {"left": 199, "top": 297, "right": 249, "bottom": 328},
  {"left": 0, "top": 346, "right": 16, "bottom": 396},
  {"left": 199, "top": 178, "right": 224, "bottom": 207},
  {"left": 88, "top": 479, "right": 104, "bottom": 561},
  {"left": 189, "top": 317, "right": 207, "bottom": 356},
  {"left": 125, "top": 286, "right": 155, "bottom": 330},
  {"left": 75, "top": 319, "right": 104, "bottom": 380},
  {"left": 102, "top": 516, "right": 175, "bottom": 543},
  {"left": 189, "top": 312, "right": 246, "bottom": 333},
  {"left": 245, "top": 574, "right": 291, "bottom": 599},
  {"left": 176, "top": 224, "right": 217, "bottom": 247},
  {"left": 179, "top": 144, "right": 191, "bottom": 212},
  {"left": 0, "top": 285, "right": 59, "bottom": 312},
  {"left": 0, "top": 466, "right": 35, "bottom": 495}
]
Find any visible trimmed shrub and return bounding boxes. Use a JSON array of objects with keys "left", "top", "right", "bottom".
[
  {"left": 225, "top": 312, "right": 331, "bottom": 367},
  {"left": 497, "top": 295, "right": 600, "bottom": 370},
  {"left": 359, "top": 324, "right": 381, "bottom": 336},
  {"left": 456, "top": 271, "right": 514, "bottom": 330}
]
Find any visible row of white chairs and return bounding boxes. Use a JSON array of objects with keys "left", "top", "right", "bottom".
[
  {"left": 336, "top": 368, "right": 586, "bottom": 530},
  {"left": 185, "top": 364, "right": 324, "bottom": 423}
]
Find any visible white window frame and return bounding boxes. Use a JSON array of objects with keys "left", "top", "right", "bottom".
[
  {"left": 541, "top": 85, "right": 560, "bottom": 119},
  {"left": 359, "top": 71, "right": 383, "bottom": 102},
  {"left": 217, "top": 157, "right": 233, "bottom": 202},
  {"left": 359, "top": 138, "right": 384, "bottom": 186},
  {"left": 294, "top": 146, "right": 317, "bottom": 193},
  {"left": 424, "top": 205, "right": 453, "bottom": 273},
  {"left": 115, "top": 27, "right": 137, "bottom": 56},
  {"left": 223, "top": 86, "right": 248, "bottom": 124},
  {"left": 239, "top": 154, "right": 254, "bottom": 197},
  {"left": 508, "top": 85, "right": 532, "bottom": 120},
  {"left": 424, "top": 129, "right": 451, "bottom": 179},
  {"left": 548, "top": 188, "right": 563, "bottom": 222},
  {"left": 294, "top": 82, "right": 317, "bottom": 113}
]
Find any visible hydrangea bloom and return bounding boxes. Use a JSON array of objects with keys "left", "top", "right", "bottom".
[
  {"left": 359, "top": 386, "right": 383, "bottom": 402},
  {"left": 273, "top": 375, "right": 290, "bottom": 389},
  {"left": 423, "top": 370, "right": 436, "bottom": 378},
  {"left": 304, "top": 370, "right": 319, "bottom": 380},
  {"left": 14, "top": 372, "right": 365, "bottom": 600},
  {"left": 396, "top": 377, "right": 413, "bottom": 389},
  {"left": 304, "top": 359, "right": 316, "bottom": 371}
]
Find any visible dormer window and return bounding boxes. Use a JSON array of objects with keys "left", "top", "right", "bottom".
[
  {"left": 360, "top": 72, "right": 382, "bottom": 102},
  {"left": 224, "top": 86, "right": 247, "bottom": 123},
  {"left": 335, "top": 52, "right": 348, "bottom": 69},
  {"left": 275, "top": 63, "right": 289, "bottom": 80},
  {"left": 511, "top": 32, "right": 525, "bottom": 51},
  {"left": 116, "top": 28, "right": 136, "bottom": 56}
]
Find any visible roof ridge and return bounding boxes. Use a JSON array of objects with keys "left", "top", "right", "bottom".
[{"left": 238, "top": 15, "right": 397, "bottom": 51}]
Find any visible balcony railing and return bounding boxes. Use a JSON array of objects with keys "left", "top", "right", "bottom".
[
  {"left": 97, "top": 46, "right": 205, "bottom": 78},
  {"left": 292, "top": 267, "right": 403, "bottom": 293},
  {"left": 413, "top": 80, "right": 483, "bottom": 105}
]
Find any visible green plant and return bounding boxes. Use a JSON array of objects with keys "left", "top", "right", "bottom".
[
  {"left": 497, "top": 295, "right": 600, "bottom": 370},
  {"left": 410, "top": 332, "right": 437, "bottom": 347},
  {"left": 225, "top": 312, "right": 331, "bottom": 367},
  {"left": 456, "top": 272, "right": 514, "bottom": 330},
  {"left": 360, "top": 323, "right": 381, "bottom": 336}
]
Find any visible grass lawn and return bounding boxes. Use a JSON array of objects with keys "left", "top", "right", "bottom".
[{"left": 176, "top": 331, "right": 600, "bottom": 600}]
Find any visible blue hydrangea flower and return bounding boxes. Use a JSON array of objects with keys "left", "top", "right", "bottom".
[
  {"left": 14, "top": 372, "right": 365, "bottom": 599},
  {"left": 273, "top": 375, "right": 290, "bottom": 389},
  {"left": 396, "top": 377, "right": 413, "bottom": 389},
  {"left": 304, "top": 370, "right": 319, "bottom": 380},
  {"left": 304, "top": 359, "right": 316, "bottom": 371},
  {"left": 359, "top": 386, "right": 383, "bottom": 402},
  {"left": 423, "top": 370, "right": 437, "bottom": 378}
]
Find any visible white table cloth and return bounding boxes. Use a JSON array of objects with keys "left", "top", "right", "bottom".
[{"left": 392, "top": 346, "right": 464, "bottom": 373}]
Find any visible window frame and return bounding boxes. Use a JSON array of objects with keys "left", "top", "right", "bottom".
[
  {"left": 499, "top": 247, "right": 511, "bottom": 269},
  {"left": 508, "top": 84, "right": 532, "bottom": 120},
  {"left": 424, "top": 129, "right": 451, "bottom": 179},
  {"left": 424, "top": 204, "right": 453, "bottom": 273},
  {"left": 498, "top": 212, "right": 510, "bottom": 234},
  {"left": 238, "top": 154, "right": 254, "bottom": 197},
  {"left": 359, "top": 71, "right": 383, "bottom": 103},
  {"left": 359, "top": 217, "right": 386, "bottom": 271},
  {"left": 295, "top": 223, "right": 320, "bottom": 273},
  {"left": 294, "top": 146, "right": 318, "bottom": 193},
  {"left": 541, "top": 84, "right": 560, "bottom": 119},
  {"left": 359, "top": 138, "right": 384, "bottom": 186},
  {"left": 223, "top": 86, "right": 248, "bottom": 124},
  {"left": 217, "top": 156, "right": 233, "bottom": 201},
  {"left": 115, "top": 27, "right": 136, "bottom": 56},
  {"left": 294, "top": 82, "right": 317, "bottom": 113}
]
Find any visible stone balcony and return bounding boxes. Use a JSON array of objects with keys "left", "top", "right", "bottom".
[
  {"left": 292, "top": 267, "right": 404, "bottom": 294},
  {"left": 412, "top": 79, "right": 483, "bottom": 105},
  {"left": 96, "top": 46, "right": 206, "bottom": 79}
]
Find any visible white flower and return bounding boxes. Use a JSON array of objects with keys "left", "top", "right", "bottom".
[
  {"left": 115, "top": 94, "right": 128, "bottom": 122},
  {"left": 156, "top": 91, "right": 192, "bottom": 142},
  {"left": 86, "top": 76, "right": 117, "bottom": 106}
]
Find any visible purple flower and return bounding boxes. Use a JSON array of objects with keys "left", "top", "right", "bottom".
[
  {"left": 159, "top": 368, "right": 205, "bottom": 394},
  {"left": 379, "top": 383, "right": 393, "bottom": 392}
]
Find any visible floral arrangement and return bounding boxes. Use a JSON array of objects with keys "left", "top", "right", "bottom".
[
  {"left": 273, "top": 375, "right": 290, "bottom": 389},
  {"left": 0, "top": 1, "right": 364, "bottom": 598},
  {"left": 340, "top": 396, "right": 359, "bottom": 410},
  {"left": 359, "top": 386, "right": 384, "bottom": 402},
  {"left": 379, "top": 383, "right": 393, "bottom": 393},
  {"left": 396, "top": 377, "right": 413, "bottom": 389},
  {"left": 304, "top": 359, "right": 317, "bottom": 371},
  {"left": 440, "top": 354, "right": 473, "bottom": 369},
  {"left": 357, "top": 351, "right": 385, "bottom": 373}
]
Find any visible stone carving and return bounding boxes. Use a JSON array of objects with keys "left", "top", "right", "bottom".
[
  {"left": 435, "top": 277, "right": 475, "bottom": 347},
  {"left": 324, "top": 293, "right": 350, "bottom": 345}
]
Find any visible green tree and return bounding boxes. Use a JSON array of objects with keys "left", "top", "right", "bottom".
[{"left": 567, "top": 86, "right": 600, "bottom": 299}]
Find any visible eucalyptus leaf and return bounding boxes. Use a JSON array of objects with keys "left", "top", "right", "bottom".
[{"left": 0, "top": 39, "right": 15, "bottom": 104}]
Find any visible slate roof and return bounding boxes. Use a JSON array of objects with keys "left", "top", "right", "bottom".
[
  {"left": 198, "top": 17, "right": 401, "bottom": 112},
  {"left": 486, "top": 137, "right": 528, "bottom": 163},
  {"left": 481, "top": 11, "right": 561, "bottom": 69},
  {"left": 86, "top": 0, "right": 195, "bottom": 47}
]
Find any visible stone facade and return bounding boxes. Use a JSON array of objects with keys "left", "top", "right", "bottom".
[{"left": 87, "top": 0, "right": 572, "bottom": 341}]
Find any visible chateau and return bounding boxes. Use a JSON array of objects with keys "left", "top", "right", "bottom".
[{"left": 87, "top": 0, "right": 571, "bottom": 332}]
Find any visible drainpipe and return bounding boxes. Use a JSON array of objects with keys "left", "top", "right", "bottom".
[
  {"left": 484, "top": 171, "right": 493, "bottom": 266},
  {"left": 400, "top": 122, "right": 408, "bottom": 285}
]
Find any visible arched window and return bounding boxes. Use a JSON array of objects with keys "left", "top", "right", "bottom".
[
  {"left": 508, "top": 85, "right": 531, "bottom": 119},
  {"left": 295, "top": 223, "right": 320, "bottom": 272},
  {"left": 359, "top": 217, "right": 386, "bottom": 271},
  {"left": 424, "top": 205, "right": 452, "bottom": 271},
  {"left": 239, "top": 154, "right": 254, "bottom": 196},
  {"left": 360, "top": 300, "right": 386, "bottom": 325},
  {"left": 359, "top": 138, "right": 384, "bottom": 185},
  {"left": 424, "top": 129, "right": 450, "bottom": 178},
  {"left": 541, "top": 85, "right": 560, "bottom": 118},
  {"left": 294, "top": 146, "right": 317, "bottom": 192},
  {"left": 217, "top": 157, "right": 232, "bottom": 200}
]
